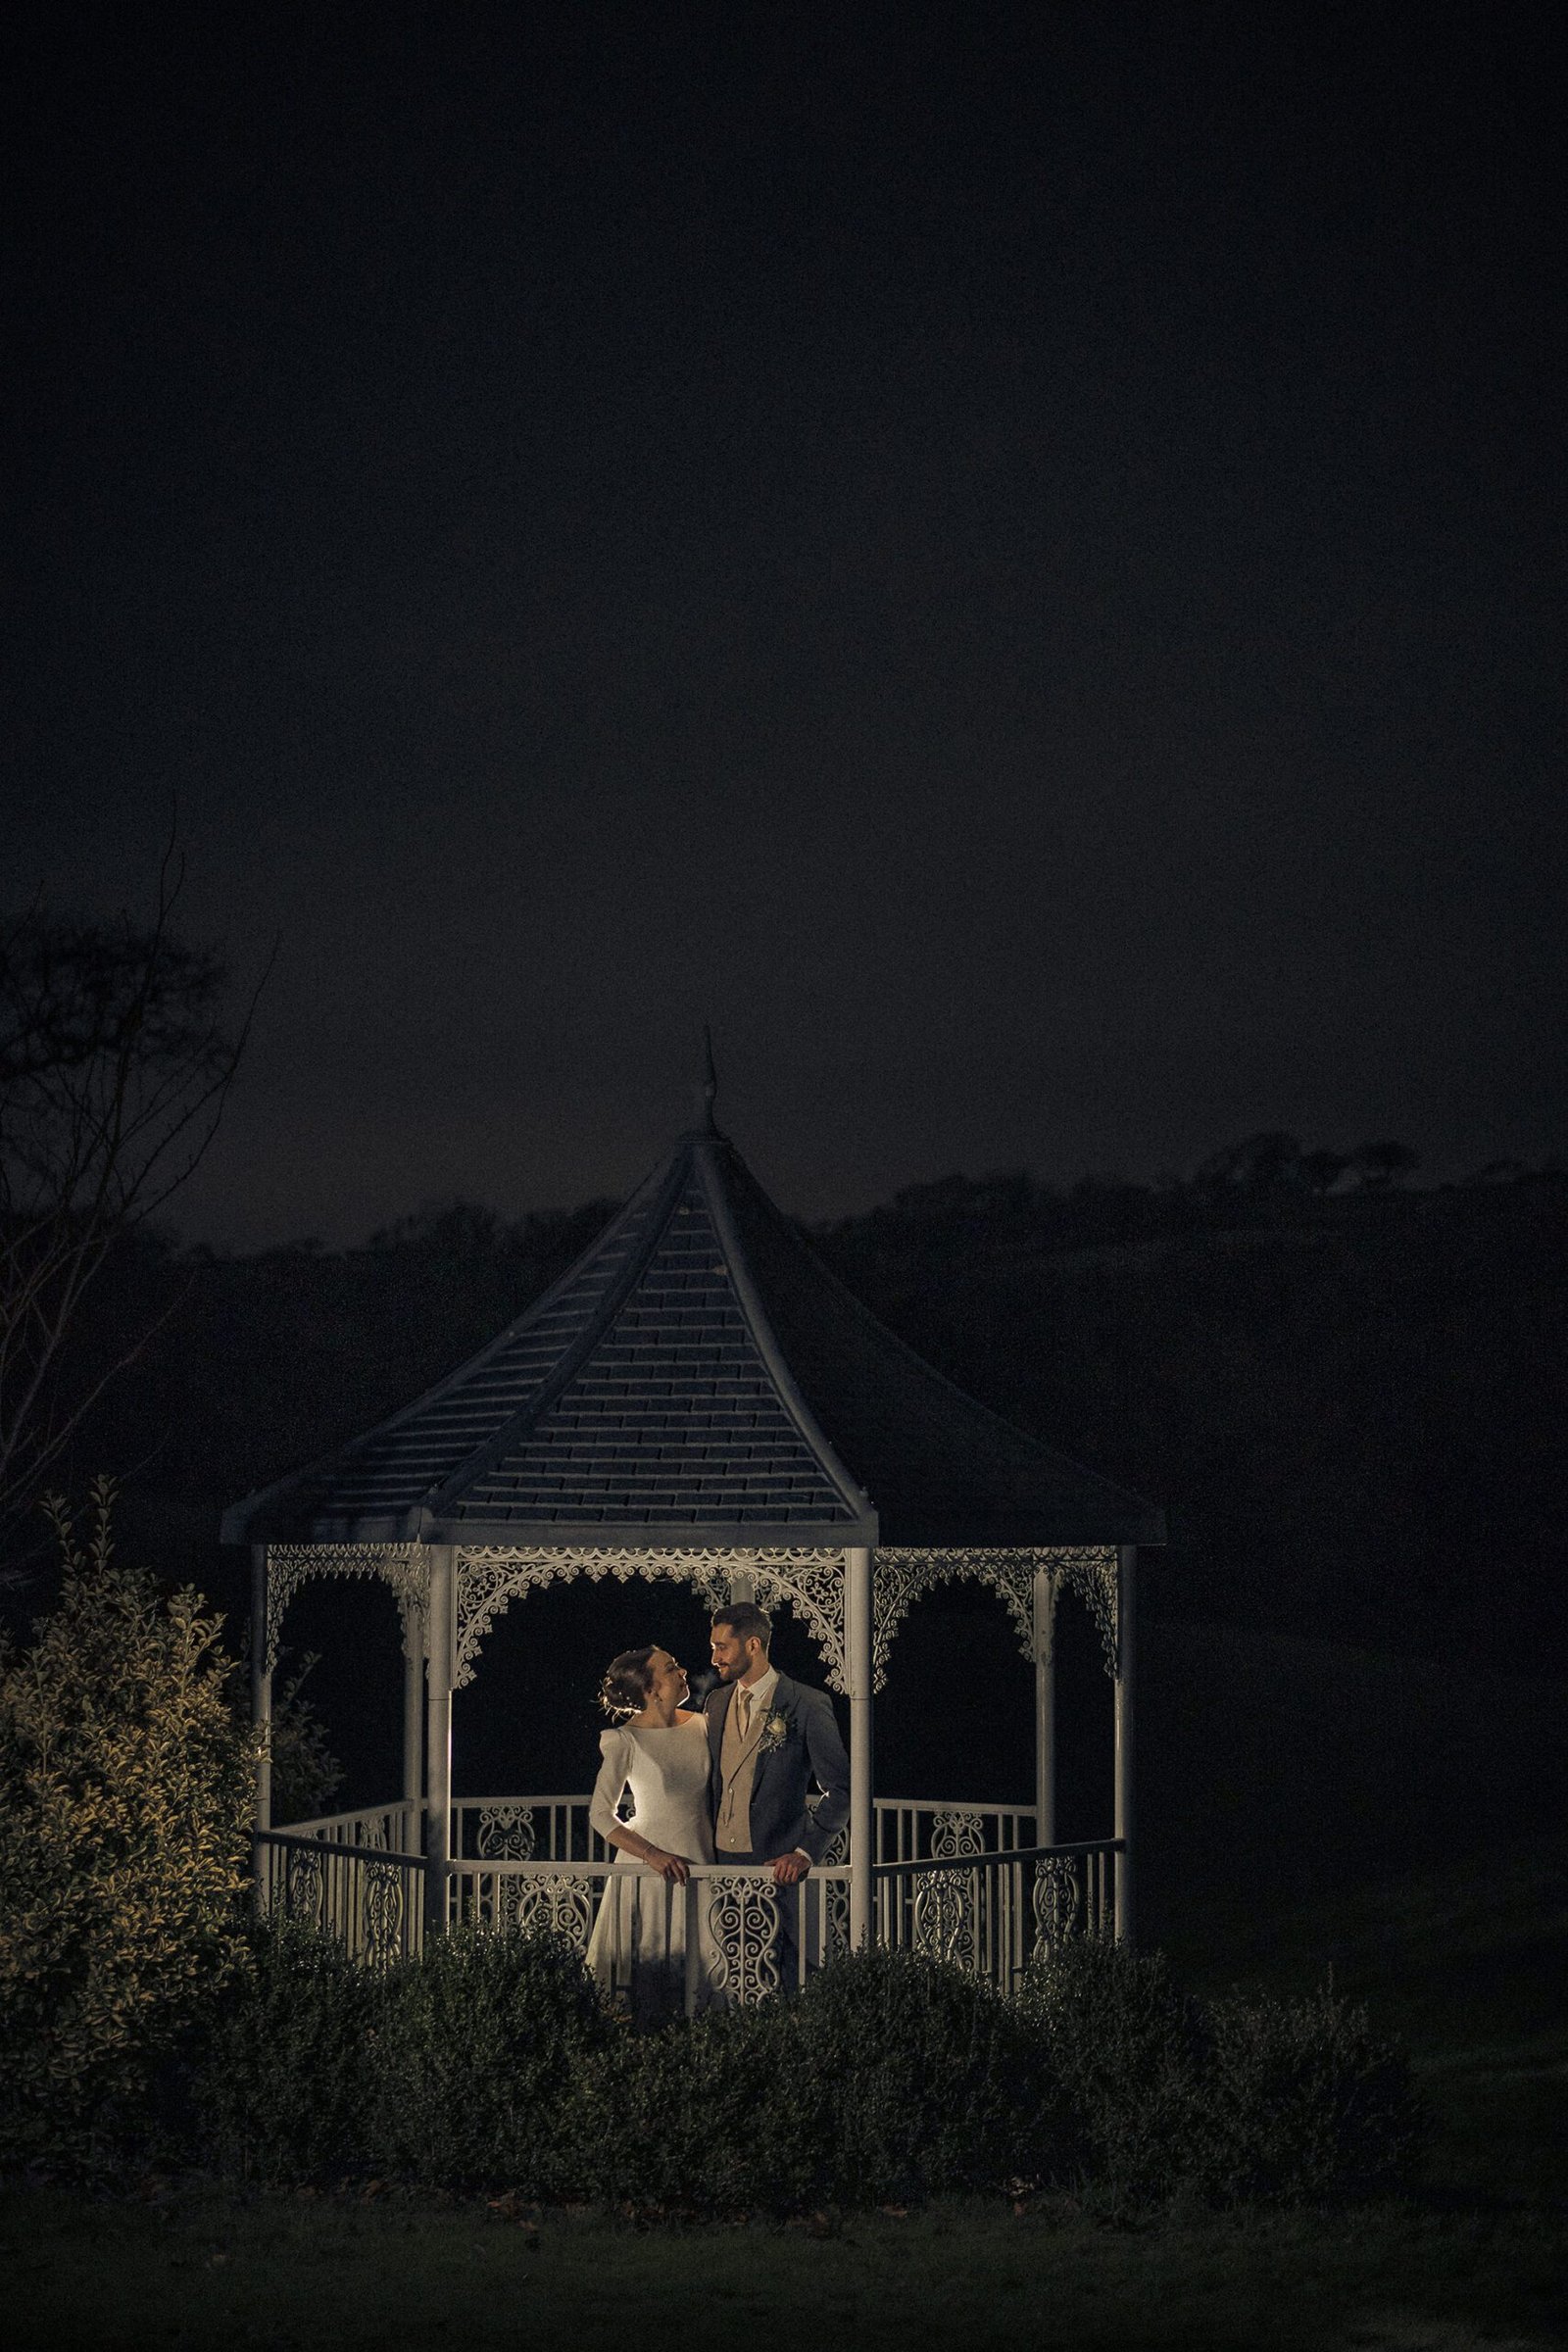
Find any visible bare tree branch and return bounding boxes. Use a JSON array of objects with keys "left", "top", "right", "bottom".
[{"left": 0, "top": 844, "right": 274, "bottom": 1557}]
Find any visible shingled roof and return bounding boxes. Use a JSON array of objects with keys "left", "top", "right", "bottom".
[{"left": 221, "top": 1123, "right": 1164, "bottom": 1550}]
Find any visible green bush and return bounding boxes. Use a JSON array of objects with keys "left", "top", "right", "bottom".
[
  {"left": 568, "top": 1948, "right": 1066, "bottom": 2214},
  {"left": 192, "top": 1919, "right": 387, "bottom": 2182},
  {"left": 567, "top": 1999, "right": 808, "bottom": 2214},
  {"left": 788, "top": 1946, "right": 1065, "bottom": 2203},
  {"left": 262, "top": 1650, "right": 344, "bottom": 1827},
  {"left": 0, "top": 1484, "right": 254, "bottom": 2174},
  {"left": 1016, "top": 1934, "right": 1205, "bottom": 2214},
  {"left": 1014, "top": 1935, "right": 1427, "bottom": 2214},
  {"left": 187, "top": 1915, "right": 1426, "bottom": 2217},
  {"left": 1190, "top": 1985, "right": 1428, "bottom": 2205},
  {"left": 196, "top": 1920, "right": 612, "bottom": 2193},
  {"left": 373, "top": 1925, "right": 613, "bottom": 2195}
]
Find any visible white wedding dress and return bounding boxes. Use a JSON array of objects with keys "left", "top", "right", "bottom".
[{"left": 585, "top": 1714, "right": 720, "bottom": 2019}]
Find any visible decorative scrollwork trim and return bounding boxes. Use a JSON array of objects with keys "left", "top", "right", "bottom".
[
  {"left": 361, "top": 1859, "right": 406, "bottom": 1968},
  {"left": 501, "top": 1870, "right": 597, "bottom": 1947},
  {"left": 707, "top": 1871, "right": 783, "bottom": 2003},
  {"left": 911, "top": 1867, "right": 976, "bottom": 1969},
  {"left": 453, "top": 1546, "right": 850, "bottom": 1690},
  {"left": 930, "top": 1808, "right": 985, "bottom": 1861},
  {"left": 264, "top": 1544, "right": 428, "bottom": 1674},
  {"left": 872, "top": 1548, "right": 1119, "bottom": 1683},
  {"left": 474, "top": 1804, "right": 538, "bottom": 1862},
  {"left": 1055, "top": 1551, "right": 1120, "bottom": 1681},
  {"left": 1033, "top": 1854, "right": 1084, "bottom": 1948}
]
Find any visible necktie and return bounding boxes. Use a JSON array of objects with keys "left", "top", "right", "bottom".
[{"left": 739, "top": 1690, "right": 752, "bottom": 1738}]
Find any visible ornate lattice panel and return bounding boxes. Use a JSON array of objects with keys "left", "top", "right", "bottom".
[
  {"left": 872, "top": 1548, "right": 1120, "bottom": 1684},
  {"left": 453, "top": 1546, "right": 851, "bottom": 1690},
  {"left": 284, "top": 1842, "right": 324, "bottom": 1930},
  {"left": 1032, "top": 1854, "right": 1084, "bottom": 1948},
  {"left": 264, "top": 1544, "right": 428, "bottom": 1673},
  {"left": 360, "top": 1860, "right": 407, "bottom": 1968},
  {"left": 930, "top": 1809, "right": 985, "bottom": 1861},
  {"left": 911, "top": 1869, "right": 977, "bottom": 1970},
  {"left": 497, "top": 1871, "right": 598, "bottom": 1947},
  {"left": 706, "top": 1873, "right": 784, "bottom": 2002},
  {"left": 474, "top": 1805, "right": 538, "bottom": 1862},
  {"left": 823, "top": 1874, "right": 853, "bottom": 1962}
]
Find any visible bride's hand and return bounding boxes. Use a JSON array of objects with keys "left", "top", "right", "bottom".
[{"left": 644, "top": 1847, "right": 689, "bottom": 1884}]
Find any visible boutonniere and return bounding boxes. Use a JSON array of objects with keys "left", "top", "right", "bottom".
[{"left": 758, "top": 1707, "right": 791, "bottom": 1755}]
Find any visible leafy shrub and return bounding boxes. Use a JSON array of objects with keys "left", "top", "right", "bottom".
[
  {"left": 1016, "top": 1933, "right": 1204, "bottom": 2214},
  {"left": 566, "top": 1998, "right": 807, "bottom": 2214},
  {"left": 373, "top": 1925, "right": 613, "bottom": 2195},
  {"left": 1014, "top": 1936, "right": 1427, "bottom": 2214},
  {"left": 0, "top": 1484, "right": 253, "bottom": 2172},
  {"left": 185, "top": 1910, "right": 1425, "bottom": 2217},
  {"left": 788, "top": 1946, "right": 1066, "bottom": 2202},
  {"left": 1190, "top": 1985, "right": 1427, "bottom": 2205},
  {"left": 192, "top": 1919, "right": 387, "bottom": 2182},
  {"left": 263, "top": 1650, "right": 344, "bottom": 1826},
  {"left": 568, "top": 1948, "right": 1066, "bottom": 2214}
]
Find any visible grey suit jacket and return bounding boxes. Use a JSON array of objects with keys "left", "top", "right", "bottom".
[{"left": 705, "top": 1671, "right": 851, "bottom": 1864}]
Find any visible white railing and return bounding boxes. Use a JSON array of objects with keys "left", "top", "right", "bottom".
[
  {"left": 280, "top": 1795, "right": 606, "bottom": 1860},
  {"left": 254, "top": 1828, "right": 425, "bottom": 1966},
  {"left": 451, "top": 1795, "right": 607, "bottom": 1863},
  {"left": 872, "top": 1797, "right": 1038, "bottom": 1865},
  {"left": 267, "top": 1794, "right": 1115, "bottom": 1997},
  {"left": 282, "top": 1793, "right": 1039, "bottom": 1867},
  {"left": 873, "top": 1838, "right": 1118, "bottom": 1992},
  {"left": 448, "top": 1857, "right": 855, "bottom": 2010},
  {"left": 280, "top": 1798, "right": 418, "bottom": 1852}
]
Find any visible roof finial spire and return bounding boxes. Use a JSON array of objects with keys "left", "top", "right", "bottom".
[{"left": 695, "top": 1026, "right": 718, "bottom": 1135}]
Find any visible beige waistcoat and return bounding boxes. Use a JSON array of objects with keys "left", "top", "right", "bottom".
[{"left": 715, "top": 1688, "right": 766, "bottom": 1854}]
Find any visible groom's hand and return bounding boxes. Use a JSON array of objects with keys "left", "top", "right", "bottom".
[{"left": 772, "top": 1851, "right": 810, "bottom": 1885}]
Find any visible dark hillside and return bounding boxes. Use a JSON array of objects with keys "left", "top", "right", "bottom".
[
  {"left": 11, "top": 1167, "right": 1565, "bottom": 1839},
  {"left": 19, "top": 1171, "right": 1566, "bottom": 1672},
  {"left": 814, "top": 1174, "right": 1568, "bottom": 1665}
]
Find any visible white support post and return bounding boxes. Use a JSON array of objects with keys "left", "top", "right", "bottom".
[
  {"left": 250, "top": 1544, "right": 272, "bottom": 1834},
  {"left": 402, "top": 1632, "right": 424, "bottom": 1857},
  {"left": 1032, "top": 1567, "right": 1056, "bottom": 1849},
  {"left": 846, "top": 1544, "right": 874, "bottom": 1948},
  {"left": 423, "top": 1545, "right": 456, "bottom": 1936},
  {"left": 1113, "top": 1545, "right": 1137, "bottom": 1943}
]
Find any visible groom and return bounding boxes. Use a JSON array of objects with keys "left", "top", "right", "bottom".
[{"left": 706, "top": 1601, "right": 850, "bottom": 1983}]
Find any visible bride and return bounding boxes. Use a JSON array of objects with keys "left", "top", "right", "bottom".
[{"left": 584, "top": 1644, "right": 719, "bottom": 2020}]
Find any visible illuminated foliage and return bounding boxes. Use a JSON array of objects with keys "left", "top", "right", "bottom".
[
  {"left": 0, "top": 1479, "right": 255, "bottom": 2166},
  {"left": 262, "top": 1649, "right": 344, "bottom": 1826}
]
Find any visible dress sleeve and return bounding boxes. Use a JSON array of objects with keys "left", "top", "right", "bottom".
[{"left": 588, "top": 1729, "right": 633, "bottom": 1844}]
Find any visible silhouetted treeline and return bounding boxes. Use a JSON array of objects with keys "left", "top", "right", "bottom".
[
  {"left": 812, "top": 1153, "right": 1567, "bottom": 1668},
  {"left": 16, "top": 1145, "right": 1567, "bottom": 1674}
]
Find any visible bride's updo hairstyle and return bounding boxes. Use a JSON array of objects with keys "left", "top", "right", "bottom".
[{"left": 599, "top": 1645, "right": 659, "bottom": 1721}]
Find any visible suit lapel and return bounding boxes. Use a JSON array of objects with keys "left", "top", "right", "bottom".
[{"left": 746, "top": 1674, "right": 793, "bottom": 1792}]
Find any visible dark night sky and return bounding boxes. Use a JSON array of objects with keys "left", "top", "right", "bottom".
[{"left": 5, "top": 3, "right": 1562, "bottom": 1248}]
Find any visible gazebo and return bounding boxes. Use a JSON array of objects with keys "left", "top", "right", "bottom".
[{"left": 223, "top": 1075, "right": 1164, "bottom": 2000}]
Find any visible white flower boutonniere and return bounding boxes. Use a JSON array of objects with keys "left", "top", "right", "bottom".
[{"left": 758, "top": 1707, "right": 791, "bottom": 1755}]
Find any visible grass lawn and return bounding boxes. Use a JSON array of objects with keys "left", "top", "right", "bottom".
[
  {"left": 4, "top": 2184, "right": 1566, "bottom": 2352},
  {"left": 7, "top": 1840, "right": 1565, "bottom": 2352}
]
